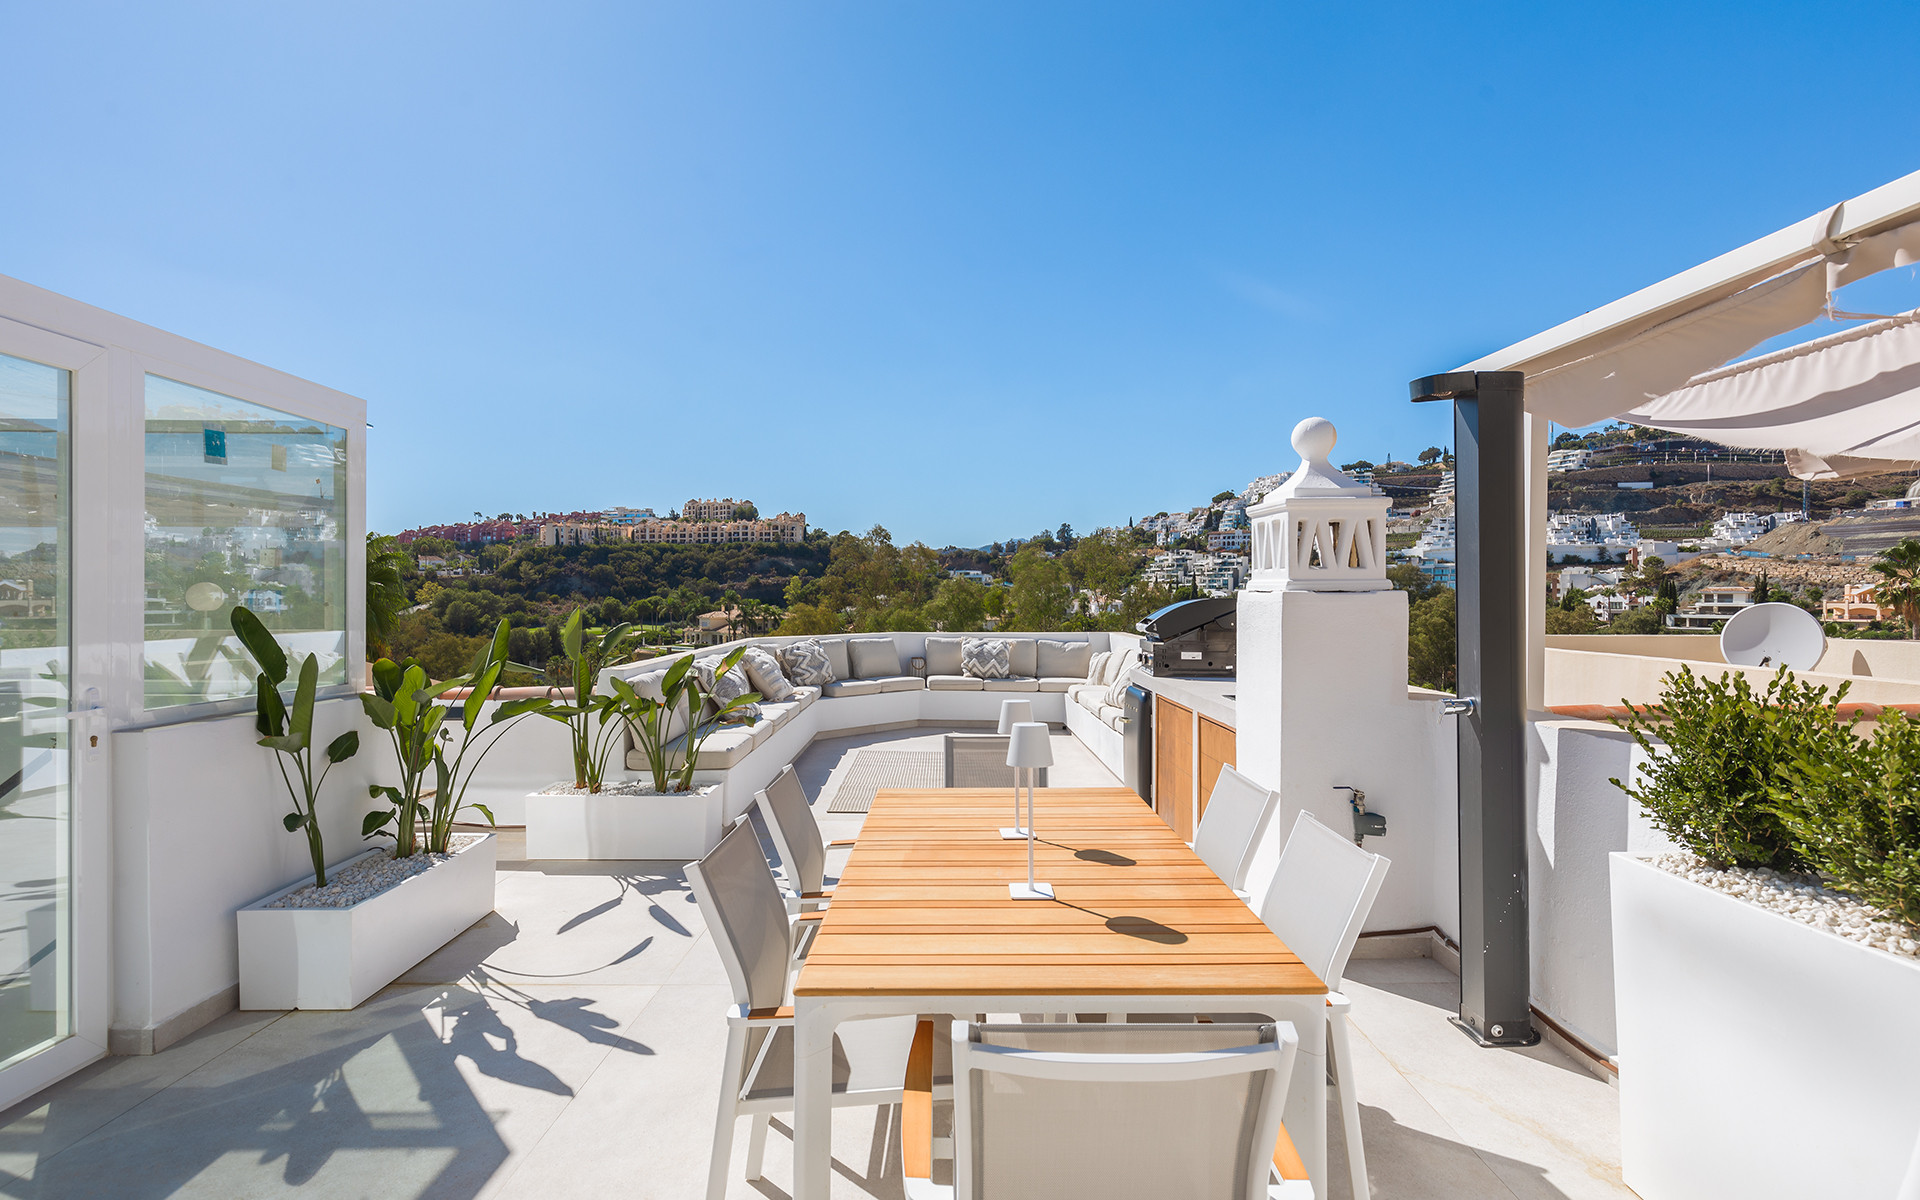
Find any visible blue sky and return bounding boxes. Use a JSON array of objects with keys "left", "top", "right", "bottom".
[{"left": 5, "top": 2, "right": 1920, "bottom": 547}]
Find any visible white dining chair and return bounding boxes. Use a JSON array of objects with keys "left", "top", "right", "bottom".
[
  {"left": 1255, "top": 810, "right": 1391, "bottom": 1200},
  {"left": 900, "top": 1019, "right": 1311, "bottom": 1200},
  {"left": 1191, "top": 765, "right": 1282, "bottom": 900},
  {"left": 688, "top": 820, "right": 934, "bottom": 1200},
  {"left": 755, "top": 763, "right": 855, "bottom": 913}
]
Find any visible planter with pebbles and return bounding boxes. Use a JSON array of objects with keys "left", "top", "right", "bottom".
[
  {"left": 1611, "top": 851, "right": 1920, "bottom": 1200},
  {"left": 238, "top": 832, "right": 496, "bottom": 1010},
  {"left": 523, "top": 781, "right": 725, "bottom": 860}
]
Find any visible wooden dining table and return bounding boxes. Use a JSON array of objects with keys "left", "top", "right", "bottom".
[{"left": 789, "top": 786, "right": 1329, "bottom": 1199}]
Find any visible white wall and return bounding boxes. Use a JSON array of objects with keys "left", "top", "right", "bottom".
[
  {"left": 1234, "top": 588, "right": 1460, "bottom": 941},
  {"left": 111, "top": 698, "right": 384, "bottom": 1049},
  {"left": 1526, "top": 720, "right": 1678, "bottom": 1058}
]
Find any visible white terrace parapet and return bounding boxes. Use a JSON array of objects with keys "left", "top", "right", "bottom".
[{"left": 1248, "top": 417, "right": 1393, "bottom": 592}]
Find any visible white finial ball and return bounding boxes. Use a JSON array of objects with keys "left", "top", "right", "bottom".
[{"left": 1292, "top": 417, "right": 1337, "bottom": 463}]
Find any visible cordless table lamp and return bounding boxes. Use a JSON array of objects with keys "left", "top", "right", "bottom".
[
  {"left": 1006, "top": 721, "right": 1055, "bottom": 900},
  {"left": 997, "top": 699, "right": 1034, "bottom": 839}
]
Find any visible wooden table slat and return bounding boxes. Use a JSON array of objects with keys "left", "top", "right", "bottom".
[{"left": 795, "top": 787, "right": 1326, "bottom": 1000}]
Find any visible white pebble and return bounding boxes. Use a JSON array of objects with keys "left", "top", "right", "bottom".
[
  {"left": 1652, "top": 853, "right": 1919, "bottom": 959},
  {"left": 268, "top": 834, "right": 485, "bottom": 909}
]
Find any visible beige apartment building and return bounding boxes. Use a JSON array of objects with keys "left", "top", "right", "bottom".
[
  {"left": 539, "top": 511, "right": 807, "bottom": 547},
  {"left": 681, "top": 497, "right": 750, "bottom": 521}
]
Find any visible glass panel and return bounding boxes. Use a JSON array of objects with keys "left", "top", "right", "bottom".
[
  {"left": 0, "top": 351, "right": 70, "bottom": 1066},
  {"left": 144, "top": 376, "right": 347, "bottom": 709}
]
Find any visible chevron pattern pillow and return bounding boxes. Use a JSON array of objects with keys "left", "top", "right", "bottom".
[
  {"left": 740, "top": 646, "right": 797, "bottom": 702},
  {"left": 696, "top": 658, "right": 755, "bottom": 708},
  {"left": 961, "top": 637, "right": 1012, "bottom": 680},
  {"left": 779, "top": 639, "right": 835, "bottom": 687}
]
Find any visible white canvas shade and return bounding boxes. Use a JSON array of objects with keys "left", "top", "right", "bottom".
[
  {"left": 1464, "top": 169, "right": 1920, "bottom": 477},
  {"left": 1623, "top": 310, "right": 1920, "bottom": 479}
]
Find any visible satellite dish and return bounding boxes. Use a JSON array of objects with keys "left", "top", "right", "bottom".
[{"left": 1720, "top": 602, "right": 1827, "bottom": 673}]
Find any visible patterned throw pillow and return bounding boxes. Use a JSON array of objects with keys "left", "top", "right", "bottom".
[
  {"left": 718, "top": 701, "right": 763, "bottom": 726},
  {"left": 740, "top": 645, "right": 797, "bottom": 702},
  {"left": 779, "top": 639, "right": 835, "bottom": 687},
  {"left": 961, "top": 637, "right": 1012, "bottom": 680},
  {"left": 696, "top": 658, "right": 755, "bottom": 708}
]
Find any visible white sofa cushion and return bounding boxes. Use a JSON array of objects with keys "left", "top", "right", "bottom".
[
  {"left": 778, "top": 639, "right": 834, "bottom": 687},
  {"left": 1008, "top": 639, "right": 1038, "bottom": 679},
  {"left": 1036, "top": 639, "right": 1091, "bottom": 680},
  {"left": 1097, "top": 704, "right": 1126, "bottom": 731},
  {"left": 822, "top": 678, "right": 885, "bottom": 698},
  {"left": 626, "top": 723, "right": 757, "bottom": 771},
  {"left": 873, "top": 676, "right": 926, "bottom": 693},
  {"left": 740, "top": 645, "right": 796, "bottom": 702},
  {"left": 1069, "top": 684, "right": 1105, "bottom": 713},
  {"left": 821, "top": 638, "right": 852, "bottom": 681},
  {"left": 1036, "top": 678, "right": 1076, "bottom": 692},
  {"left": 925, "top": 636, "right": 966, "bottom": 677},
  {"left": 927, "top": 674, "right": 984, "bottom": 691},
  {"left": 848, "top": 637, "right": 903, "bottom": 679},
  {"left": 1086, "top": 650, "right": 1111, "bottom": 685},
  {"left": 1103, "top": 666, "right": 1135, "bottom": 708},
  {"left": 961, "top": 638, "right": 1011, "bottom": 679},
  {"left": 982, "top": 677, "right": 1039, "bottom": 692},
  {"left": 1101, "top": 649, "right": 1132, "bottom": 686}
]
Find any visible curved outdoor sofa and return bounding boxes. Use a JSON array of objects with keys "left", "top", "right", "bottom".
[{"left": 602, "top": 630, "right": 1145, "bottom": 823}]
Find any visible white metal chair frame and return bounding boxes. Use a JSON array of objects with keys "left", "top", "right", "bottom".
[
  {"left": 755, "top": 764, "right": 856, "bottom": 915},
  {"left": 689, "top": 820, "right": 916, "bottom": 1200},
  {"left": 1192, "top": 764, "right": 1282, "bottom": 900},
  {"left": 1254, "top": 810, "right": 1392, "bottom": 1200},
  {"left": 902, "top": 1020, "right": 1310, "bottom": 1200}
]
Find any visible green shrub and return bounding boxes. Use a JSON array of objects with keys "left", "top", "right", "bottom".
[
  {"left": 1611, "top": 666, "right": 1850, "bottom": 870},
  {"left": 1774, "top": 710, "right": 1920, "bottom": 927}
]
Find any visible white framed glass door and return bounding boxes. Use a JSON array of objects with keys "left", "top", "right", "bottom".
[
  {"left": 0, "top": 349, "right": 71, "bottom": 1068},
  {"left": 0, "top": 317, "right": 108, "bottom": 1106}
]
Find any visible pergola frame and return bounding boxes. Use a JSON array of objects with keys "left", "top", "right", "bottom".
[{"left": 1415, "top": 167, "right": 1920, "bottom": 1048}]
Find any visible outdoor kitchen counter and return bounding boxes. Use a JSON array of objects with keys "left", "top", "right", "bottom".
[{"left": 1127, "top": 669, "right": 1236, "bottom": 729}]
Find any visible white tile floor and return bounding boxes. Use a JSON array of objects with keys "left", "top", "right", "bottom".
[{"left": 0, "top": 726, "right": 1633, "bottom": 1199}]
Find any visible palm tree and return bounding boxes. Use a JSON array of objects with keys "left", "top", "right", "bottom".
[
  {"left": 366, "top": 534, "right": 411, "bottom": 659},
  {"left": 1872, "top": 537, "right": 1920, "bottom": 636}
]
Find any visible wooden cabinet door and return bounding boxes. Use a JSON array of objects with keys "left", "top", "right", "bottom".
[
  {"left": 1154, "top": 697, "right": 1194, "bottom": 840},
  {"left": 1197, "top": 716, "right": 1236, "bottom": 820}
]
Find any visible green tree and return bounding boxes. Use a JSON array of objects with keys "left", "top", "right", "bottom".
[
  {"left": 925, "top": 577, "right": 987, "bottom": 631},
  {"left": 1407, "top": 589, "right": 1456, "bottom": 690},
  {"left": 366, "top": 533, "right": 411, "bottom": 660},
  {"left": 1419, "top": 446, "right": 1445, "bottom": 464},
  {"left": 1872, "top": 537, "right": 1920, "bottom": 636},
  {"left": 1610, "top": 605, "right": 1664, "bottom": 634},
  {"left": 777, "top": 603, "right": 844, "bottom": 635},
  {"left": 1007, "top": 542, "right": 1072, "bottom": 631},
  {"left": 1545, "top": 603, "right": 1599, "bottom": 634}
]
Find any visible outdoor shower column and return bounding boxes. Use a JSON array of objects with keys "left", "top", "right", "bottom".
[{"left": 1410, "top": 370, "right": 1537, "bottom": 1047}]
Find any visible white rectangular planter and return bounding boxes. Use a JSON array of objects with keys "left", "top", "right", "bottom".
[
  {"left": 523, "top": 784, "right": 724, "bottom": 860},
  {"left": 237, "top": 834, "right": 497, "bottom": 1011},
  {"left": 1611, "top": 853, "right": 1920, "bottom": 1200}
]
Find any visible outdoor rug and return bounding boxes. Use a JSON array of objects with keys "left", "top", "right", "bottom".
[{"left": 825, "top": 748, "right": 945, "bottom": 812}]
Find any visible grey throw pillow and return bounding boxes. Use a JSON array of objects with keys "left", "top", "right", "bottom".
[
  {"left": 961, "top": 638, "right": 1012, "bottom": 680},
  {"left": 740, "top": 646, "right": 797, "bottom": 702},
  {"left": 924, "top": 635, "right": 966, "bottom": 677},
  {"left": 1037, "top": 639, "right": 1093, "bottom": 679},
  {"left": 1007, "top": 639, "right": 1038, "bottom": 678},
  {"left": 779, "top": 639, "right": 835, "bottom": 687},
  {"left": 848, "top": 637, "right": 902, "bottom": 679}
]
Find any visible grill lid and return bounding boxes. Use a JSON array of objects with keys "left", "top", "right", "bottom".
[{"left": 1136, "top": 595, "right": 1237, "bottom": 641}]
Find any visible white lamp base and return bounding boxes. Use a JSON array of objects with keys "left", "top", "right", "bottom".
[
  {"left": 999, "top": 827, "right": 1033, "bottom": 840},
  {"left": 1009, "top": 881, "right": 1055, "bottom": 900}
]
